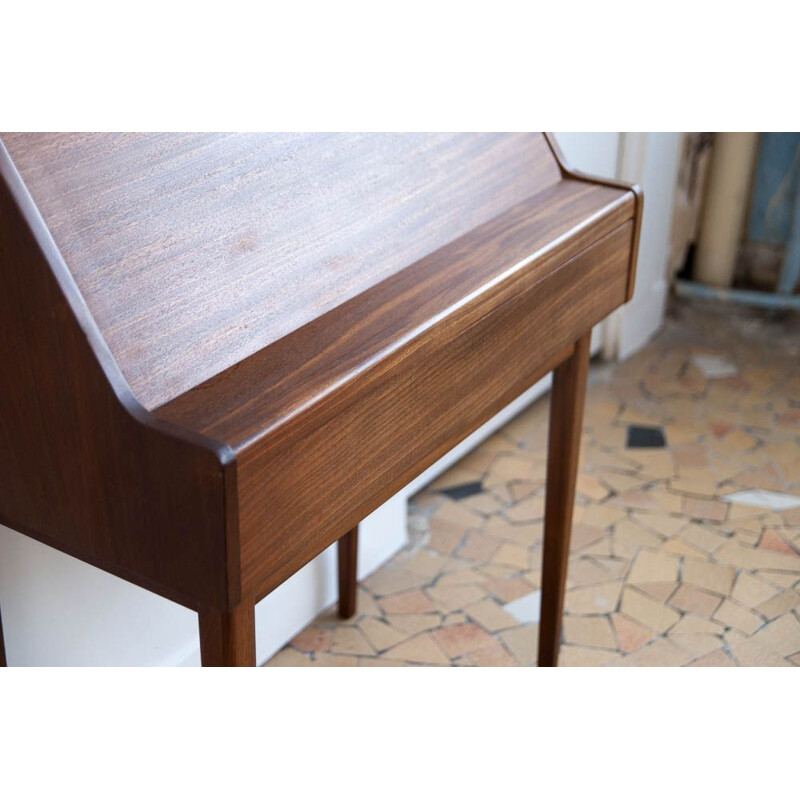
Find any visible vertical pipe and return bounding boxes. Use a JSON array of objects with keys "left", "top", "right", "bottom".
[{"left": 694, "top": 133, "right": 759, "bottom": 288}]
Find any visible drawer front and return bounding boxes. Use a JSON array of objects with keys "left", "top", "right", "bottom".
[{"left": 238, "top": 220, "right": 634, "bottom": 600}]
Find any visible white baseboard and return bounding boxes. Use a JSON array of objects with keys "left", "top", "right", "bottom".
[{"left": 619, "top": 279, "right": 668, "bottom": 360}]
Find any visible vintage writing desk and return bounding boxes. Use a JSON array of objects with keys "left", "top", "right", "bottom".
[{"left": 0, "top": 134, "right": 641, "bottom": 667}]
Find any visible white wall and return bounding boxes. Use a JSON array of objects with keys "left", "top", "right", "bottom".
[
  {"left": 2, "top": 132, "right": 678, "bottom": 666},
  {"left": 554, "top": 131, "right": 621, "bottom": 178},
  {"left": 615, "top": 133, "right": 682, "bottom": 358},
  {"left": 0, "top": 494, "right": 411, "bottom": 666}
]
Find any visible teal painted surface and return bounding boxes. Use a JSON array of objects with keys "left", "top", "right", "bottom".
[
  {"left": 780, "top": 182, "right": 800, "bottom": 293},
  {"left": 747, "top": 133, "right": 800, "bottom": 246}
]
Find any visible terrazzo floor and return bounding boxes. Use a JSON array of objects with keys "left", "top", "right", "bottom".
[{"left": 266, "top": 298, "right": 800, "bottom": 667}]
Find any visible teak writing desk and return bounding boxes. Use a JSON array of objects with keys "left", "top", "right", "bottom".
[{"left": 0, "top": 133, "right": 642, "bottom": 667}]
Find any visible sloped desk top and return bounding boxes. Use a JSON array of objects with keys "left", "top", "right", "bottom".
[{"left": 0, "top": 133, "right": 641, "bottom": 665}]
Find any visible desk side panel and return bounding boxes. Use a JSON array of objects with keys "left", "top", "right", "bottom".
[
  {"left": 0, "top": 173, "right": 231, "bottom": 610},
  {"left": 237, "top": 221, "right": 634, "bottom": 601}
]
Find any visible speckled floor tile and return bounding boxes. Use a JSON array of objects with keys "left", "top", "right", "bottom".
[{"left": 267, "top": 298, "right": 800, "bottom": 666}]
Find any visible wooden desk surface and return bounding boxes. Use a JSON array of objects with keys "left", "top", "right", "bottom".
[
  {"left": 157, "top": 178, "right": 632, "bottom": 448},
  {"left": 4, "top": 133, "right": 566, "bottom": 409},
  {"left": 0, "top": 132, "right": 642, "bottom": 631}
]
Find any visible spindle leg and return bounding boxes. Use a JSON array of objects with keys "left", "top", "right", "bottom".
[
  {"left": 538, "top": 332, "right": 591, "bottom": 667},
  {"left": 198, "top": 601, "right": 256, "bottom": 667},
  {"left": 337, "top": 525, "right": 359, "bottom": 619}
]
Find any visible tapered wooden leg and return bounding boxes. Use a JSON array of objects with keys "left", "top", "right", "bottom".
[
  {"left": 198, "top": 602, "right": 256, "bottom": 667},
  {"left": 539, "top": 333, "right": 591, "bottom": 667},
  {"left": 0, "top": 605, "right": 7, "bottom": 667},
  {"left": 337, "top": 525, "right": 359, "bottom": 619}
]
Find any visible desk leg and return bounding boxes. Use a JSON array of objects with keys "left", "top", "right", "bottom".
[
  {"left": 337, "top": 525, "right": 359, "bottom": 619},
  {"left": 198, "top": 602, "right": 256, "bottom": 667},
  {"left": 539, "top": 333, "right": 591, "bottom": 667},
  {"left": 0, "top": 604, "right": 6, "bottom": 667}
]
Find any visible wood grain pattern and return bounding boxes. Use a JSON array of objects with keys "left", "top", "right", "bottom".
[
  {"left": 337, "top": 527, "right": 359, "bottom": 619},
  {"left": 198, "top": 602, "right": 256, "bottom": 667},
  {"left": 158, "top": 179, "right": 632, "bottom": 447},
  {"left": 235, "top": 222, "right": 633, "bottom": 602},
  {"left": 3, "top": 133, "right": 561, "bottom": 408},
  {"left": 0, "top": 145, "right": 237, "bottom": 611},
  {"left": 538, "top": 332, "right": 592, "bottom": 667},
  {"left": 545, "top": 133, "right": 644, "bottom": 300},
  {"left": 0, "top": 133, "right": 642, "bottom": 666}
]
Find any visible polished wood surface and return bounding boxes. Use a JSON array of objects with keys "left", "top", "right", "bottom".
[
  {"left": 198, "top": 602, "right": 256, "bottom": 667},
  {"left": 539, "top": 333, "right": 592, "bottom": 667},
  {"left": 157, "top": 180, "right": 631, "bottom": 446},
  {"left": 236, "top": 223, "right": 632, "bottom": 603},
  {"left": 0, "top": 133, "right": 642, "bottom": 666},
  {"left": 545, "top": 133, "right": 643, "bottom": 302},
  {"left": 0, "top": 159, "right": 236, "bottom": 611},
  {"left": 3, "top": 133, "right": 561, "bottom": 409},
  {"left": 337, "top": 527, "right": 359, "bottom": 619}
]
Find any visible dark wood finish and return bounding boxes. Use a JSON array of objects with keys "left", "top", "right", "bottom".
[
  {"left": 198, "top": 602, "right": 256, "bottom": 667},
  {"left": 158, "top": 181, "right": 631, "bottom": 446},
  {"left": 545, "top": 133, "right": 644, "bottom": 301},
  {"left": 0, "top": 151, "right": 238, "bottom": 611},
  {"left": 538, "top": 332, "right": 592, "bottom": 667},
  {"left": 0, "top": 133, "right": 642, "bottom": 666},
  {"left": 0, "top": 605, "right": 6, "bottom": 667},
  {"left": 3, "top": 133, "right": 561, "bottom": 409},
  {"left": 337, "top": 526, "right": 359, "bottom": 619},
  {"left": 233, "top": 223, "right": 631, "bottom": 603}
]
